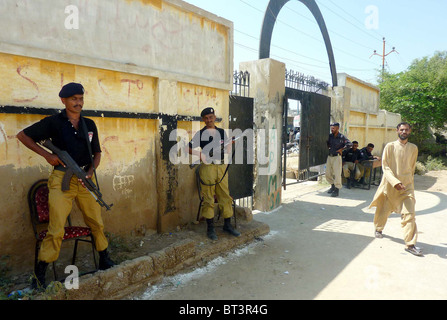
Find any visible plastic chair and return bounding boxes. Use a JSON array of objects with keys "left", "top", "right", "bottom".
[{"left": 28, "top": 179, "right": 98, "bottom": 280}]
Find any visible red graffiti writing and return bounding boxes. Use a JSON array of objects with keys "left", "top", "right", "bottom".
[{"left": 14, "top": 66, "right": 39, "bottom": 103}]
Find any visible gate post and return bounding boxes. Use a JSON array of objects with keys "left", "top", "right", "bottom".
[{"left": 239, "top": 58, "right": 285, "bottom": 212}]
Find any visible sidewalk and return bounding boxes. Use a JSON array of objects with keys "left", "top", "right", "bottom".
[
  {"left": 272, "top": 177, "right": 447, "bottom": 299},
  {"left": 129, "top": 175, "right": 447, "bottom": 300},
  {"left": 38, "top": 212, "right": 270, "bottom": 300},
  {"left": 36, "top": 173, "right": 447, "bottom": 300}
]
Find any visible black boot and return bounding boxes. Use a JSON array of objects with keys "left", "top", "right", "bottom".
[
  {"left": 98, "top": 249, "right": 115, "bottom": 270},
  {"left": 31, "top": 261, "right": 48, "bottom": 290},
  {"left": 223, "top": 218, "right": 241, "bottom": 237},
  {"left": 346, "top": 178, "right": 351, "bottom": 189},
  {"left": 206, "top": 218, "right": 218, "bottom": 240},
  {"left": 331, "top": 188, "right": 339, "bottom": 197},
  {"left": 327, "top": 184, "right": 335, "bottom": 194}
]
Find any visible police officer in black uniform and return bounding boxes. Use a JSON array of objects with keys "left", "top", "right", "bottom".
[
  {"left": 342, "top": 140, "right": 362, "bottom": 188},
  {"left": 188, "top": 107, "right": 240, "bottom": 240},
  {"left": 17, "top": 82, "right": 115, "bottom": 289},
  {"left": 326, "top": 123, "right": 352, "bottom": 197}
]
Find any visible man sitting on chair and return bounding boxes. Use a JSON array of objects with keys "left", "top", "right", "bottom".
[
  {"left": 342, "top": 141, "right": 362, "bottom": 188},
  {"left": 358, "top": 143, "right": 381, "bottom": 185}
]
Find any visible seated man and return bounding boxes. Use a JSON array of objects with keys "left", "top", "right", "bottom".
[
  {"left": 342, "top": 141, "right": 362, "bottom": 188},
  {"left": 358, "top": 143, "right": 381, "bottom": 184}
]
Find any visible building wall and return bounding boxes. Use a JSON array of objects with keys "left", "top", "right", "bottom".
[
  {"left": 332, "top": 73, "right": 401, "bottom": 157},
  {"left": 240, "top": 59, "right": 285, "bottom": 212},
  {"left": 0, "top": 0, "right": 232, "bottom": 274}
]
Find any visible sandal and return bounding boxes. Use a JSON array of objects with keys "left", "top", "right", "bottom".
[{"left": 405, "top": 246, "right": 423, "bottom": 257}]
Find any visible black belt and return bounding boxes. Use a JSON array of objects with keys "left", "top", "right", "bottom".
[{"left": 328, "top": 153, "right": 340, "bottom": 157}]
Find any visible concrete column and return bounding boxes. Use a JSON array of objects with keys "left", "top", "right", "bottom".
[
  {"left": 239, "top": 58, "right": 285, "bottom": 212},
  {"left": 330, "top": 86, "right": 351, "bottom": 136},
  {"left": 155, "top": 79, "right": 180, "bottom": 232}
]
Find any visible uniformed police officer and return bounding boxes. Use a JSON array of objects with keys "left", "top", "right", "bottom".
[
  {"left": 17, "top": 82, "right": 115, "bottom": 289},
  {"left": 342, "top": 140, "right": 362, "bottom": 188},
  {"left": 188, "top": 107, "right": 240, "bottom": 240},
  {"left": 326, "top": 122, "right": 352, "bottom": 197},
  {"left": 358, "top": 143, "right": 381, "bottom": 184}
]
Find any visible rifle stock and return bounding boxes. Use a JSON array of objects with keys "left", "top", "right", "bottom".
[{"left": 41, "top": 139, "right": 113, "bottom": 211}]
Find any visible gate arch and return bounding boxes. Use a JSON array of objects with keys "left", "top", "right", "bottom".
[{"left": 259, "top": 0, "right": 338, "bottom": 86}]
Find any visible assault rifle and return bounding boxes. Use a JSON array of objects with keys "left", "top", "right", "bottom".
[
  {"left": 189, "top": 135, "right": 242, "bottom": 169},
  {"left": 41, "top": 139, "right": 113, "bottom": 211}
]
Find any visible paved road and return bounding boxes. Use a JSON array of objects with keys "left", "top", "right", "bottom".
[{"left": 136, "top": 179, "right": 447, "bottom": 300}]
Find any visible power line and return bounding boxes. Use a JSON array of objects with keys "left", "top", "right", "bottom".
[
  {"left": 326, "top": 0, "right": 384, "bottom": 41},
  {"left": 283, "top": 4, "right": 376, "bottom": 51},
  {"left": 235, "top": 0, "right": 383, "bottom": 81},
  {"left": 235, "top": 29, "right": 376, "bottom": 72},
  {"left": 239, "top": 0, "right": 379, "bottom": 66},
  {"left": 316, "top": 0, "right": 382, "bottom": 43}
]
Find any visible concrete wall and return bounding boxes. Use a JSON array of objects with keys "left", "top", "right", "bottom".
[
  {"left": 239, "top": 59, "right": 285, "bottom": 212},
  {"left": 331, "top": 73, "right": 400, "bottom": 156},
  {"left": 0, "top": 0, "right": 232, "bottom": 274}
]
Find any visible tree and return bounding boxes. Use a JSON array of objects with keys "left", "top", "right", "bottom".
[{"left": 379, "top": 51, "right": 447, "bottom": 147}]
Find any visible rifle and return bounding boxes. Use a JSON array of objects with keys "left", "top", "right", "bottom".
[
  {"left": 189, "top": 135, "right": 242, "bottom": 169},
  {"left": 41, "top": 139, "right": 113, "bottom": 211}
]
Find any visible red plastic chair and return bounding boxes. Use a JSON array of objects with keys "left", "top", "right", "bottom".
[{"left": 28, "top": 179, "right": 98, "bottom": 280}]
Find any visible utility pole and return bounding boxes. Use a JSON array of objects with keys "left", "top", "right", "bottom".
[{"left": 370, "top": 37, "right": 398, "bottom": 81}]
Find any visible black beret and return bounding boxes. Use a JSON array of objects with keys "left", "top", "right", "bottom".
[
  {"left": 330, "top": 122, "right": 340, "bottom": 127},
  {"left": 200, "top": 107, "right": 215, "bottom": 117},
  {"left": 59, "top": 82, "right": 85, "bottom": 98}
]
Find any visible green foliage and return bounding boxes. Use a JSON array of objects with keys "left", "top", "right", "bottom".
[
  {"left": 379, "top": 51, "right": 447, "bottom": 145},
  {"left": 414, "top": 161, "right": 427, "bottom": 175},
  {"left": 418, "top": 142, "right": 447, "bottom": 157},
  {"left": 424, "top": 155, "right": 447, "bottom": 171}
]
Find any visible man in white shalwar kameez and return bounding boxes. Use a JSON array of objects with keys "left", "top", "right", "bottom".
[{"left": 369, "top": 122, "right": 422, "bottom": 256}]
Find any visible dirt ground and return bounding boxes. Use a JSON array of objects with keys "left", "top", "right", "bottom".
[
  {"left": 3, "top": 169, "right": 447, "bottom": 299},
  {"left": 130, "top": 169, "right": 447, "bottom": 300},
  {"left": 414, "top": 170, "right": 447, "bottom": 192}
]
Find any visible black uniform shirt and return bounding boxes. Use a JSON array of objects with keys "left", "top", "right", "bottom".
[
  {"left": 23, "top": 110, "right": 101, "bottom": 167},
  {"left": 327, "top": 132, "right": 352, "bottom": 156},
  {"left": 188, "top": 126, "right": 228, "bottom": 162},
  {"left": 360, "top": 147, "right": 374, "bottom": 161},
  {"left": 342, "top": 148, "right": 362, "bottom": 163}
]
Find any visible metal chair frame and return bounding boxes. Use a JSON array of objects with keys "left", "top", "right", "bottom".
[{"left": 28, "top": 179, "right": 98, "bottom": 281}]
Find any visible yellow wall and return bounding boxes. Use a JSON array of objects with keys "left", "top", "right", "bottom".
[
  {"left": 0, "top": 52, "right": 229, "bottom": 274},
  {"left": 0, "top": 0, "right": 234, "bottom": 276},
  {"left": 334, "top": 74, "right": 401, "bottom": 157},
  {"left": 0, "top": 53, "right": 157, "bottom": 112},
  {"left": 0, "top": 53, "right": 162, "bottom": 271}
]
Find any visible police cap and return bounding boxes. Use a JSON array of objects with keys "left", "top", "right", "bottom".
[
  {"left": 59, "top": 82, "right": 85, "bottom": 98},
  {"left": 200, "top": 107, "right": 215, "bottom": 117}
]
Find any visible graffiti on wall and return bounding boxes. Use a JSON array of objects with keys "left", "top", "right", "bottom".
[
  {"left": 0, "top": 53, "right": 155, "bottom": 111},
  {"left": 266, "top": 124, "right": 281, "bottom": 210}
]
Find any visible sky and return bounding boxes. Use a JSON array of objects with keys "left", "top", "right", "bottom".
[{"left": 183, "top": 0, "right": 447, "bottom": 86}]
